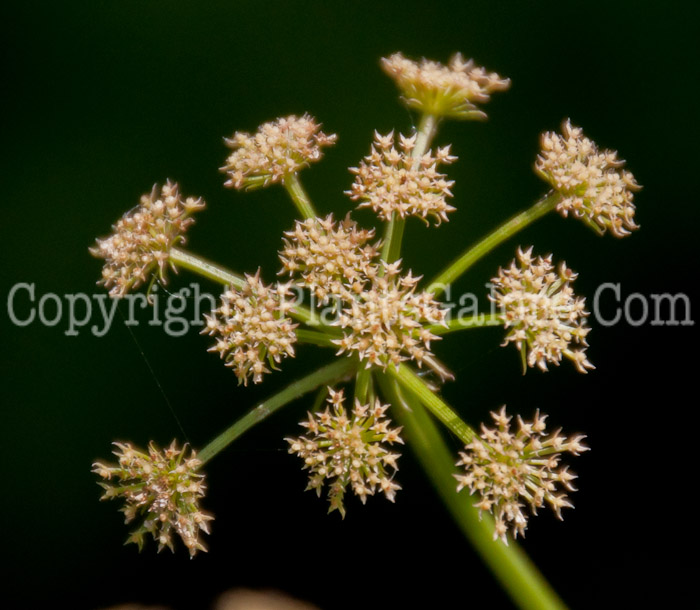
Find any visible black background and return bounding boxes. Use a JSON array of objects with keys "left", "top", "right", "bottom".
[{"left": 2, "top": 1, "right": 697, "bottom": 608}]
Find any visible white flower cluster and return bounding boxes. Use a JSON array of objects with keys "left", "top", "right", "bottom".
[
  {"left": 279, "top": 214, "right": 381, "bottom": 303},
  {"left": 381, "top": 52, "right": 510, "bottom": 119},
  {"left": 333, "top": 261, "right": 447, "bottom": 370},
  {"left": 91, "top": 181, "right": 205, "bottom": 297},
  {"left": 347, "top": 131, "right": 456, "bottom": 224},
  {"left": 222, "top": 114, "right": 336, "bottom": 190},
  {"left": 203, "top": 272, "right": 298, "bottom": 385},
  {"left": 286, "top": 388, "right": 403, "bottom": 517},
  {"left": 93, "top": 441, "right": 213, "bottom": 557},
  {"left": 491, "top": 247, "right": 593, "bottom": 373},
  {"left": 455, "top": 407, "right": 588, "bottom": 544},
  {"left": 280, "top": 218, "right": 448, "bottom": 370},
  {"left": 535, "top": 119, "right": 641, "bottom": 237}
]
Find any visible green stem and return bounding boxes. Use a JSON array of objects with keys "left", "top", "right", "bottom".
[
  {"left": 427, "top": 192, "right": 561, "bottom": 297},
  {"left": 413, "top": 113, "right": 438, "bottom": 163},
  {"left": 379, "top": 375, "right": 567, "bottom": 610},
  {"left": 310, "top": 386, "right": 329, "bottom": 413},
  {"left": 170, "top": 246, "right": 336, "bottom": 334},
  {"left": 380, "top": 113, "right": 438, "bottom": 264},
  {"left": 354, "top": 367, "right": 372, "bottom": 403},
  {"left": 170, "top": 247, "right": 246, "bottom": 290},
  {"left": 283, "top": 172, "right": 317, "bottom": 220},
  {"left": 379, "top": 215, "right": 405, "bottom": 266},
  {"left": 197, "top": 358, "right": 357, "bottom": 465},
  {"left": 429, "top": 312, "right": 503, "bottom": 336},
  {"left": 388, "top": 363, "right": 476, "bottom": 445},
  {"left": 290, "top": 306, "right": 333, "bottom": 330},
  {"left": 296, "top": 329, "right": 337, "bottom": 347}
]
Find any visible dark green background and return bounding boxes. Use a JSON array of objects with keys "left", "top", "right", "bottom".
[{"left": 2, "top": 1, "right": 697, "bottom": 608}]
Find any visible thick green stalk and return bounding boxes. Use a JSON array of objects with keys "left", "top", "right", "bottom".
[
  {"left": 354, "top": 366, "right": 372, "bottom": 403},
  {"left": 283, "top": 172, "right": 317, "bottom": 220},
  {"left": 379, "top": 214, "right": 405, "bottom": 266},
  {"left": 378, "top": 374, "right": 567, "bottom": 610},
  {"left": 296, "top": 329, "right": 337, "bottom": 347},
  {"left": 388, "top": 363, "right": 476, "bottom": 445},
  {"left": 170, "top": 247, "right": 246, "bottom": 290},
  {"left": 427, "top": 192, "right": 561, "bottom": 296},
  {"left": 428, "top": 312, "right": 503, "bottom": 336},
  {"left": 197, "top": 358, "right": 356, "bottom": 465},
  {"left": 380, "top": 113, "right": 438, "bottom": 264}
]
